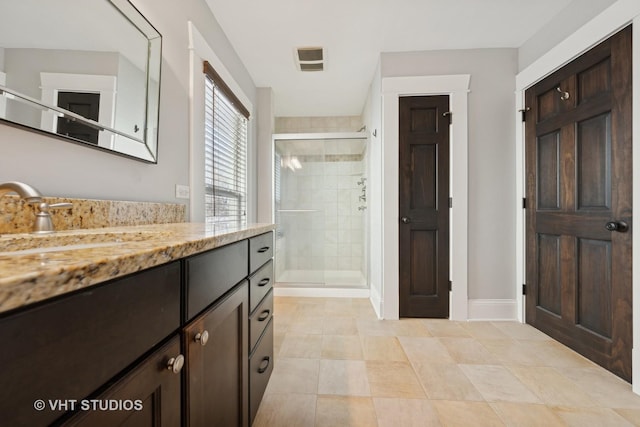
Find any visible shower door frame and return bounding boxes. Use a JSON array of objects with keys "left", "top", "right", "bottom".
[{"left": 272, "top": 131, "right": 369, "bottom": 291}]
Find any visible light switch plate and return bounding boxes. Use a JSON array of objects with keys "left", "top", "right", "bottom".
[{"left": 175, "top": 184, "right": 190, "bottom": 199}]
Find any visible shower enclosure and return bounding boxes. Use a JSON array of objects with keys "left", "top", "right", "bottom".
[{"left": 274, "top": 132, "right": 368, "bottom": 290}]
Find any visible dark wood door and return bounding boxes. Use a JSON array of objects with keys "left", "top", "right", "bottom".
[
  {"left": 63, "top": 335, "right": 182, "bottom": 427},
  {"left": 525, "top": 26, "right": 632, "bottom": 381},
  {"left": 184, "top": 281, "right": 248, "bottom": 427},
  {"left": 57, "top": 91, "right": 100, "bottom": 144},
  {"left": 399, "top": 95, "right": 450, "bottom": 318}
]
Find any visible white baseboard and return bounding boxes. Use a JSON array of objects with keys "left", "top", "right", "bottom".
[
  {"left": 273, "top": 286, "right": 370, "bottom": 299},
  {"left": 369, "top": 283, "right": 383, "bottom": 319},
  {"left": 467, "top": 299, "right": 518, "bottom": 321},
  {"left": 634, "top": 348, "right": 640, "bottom": 394}
]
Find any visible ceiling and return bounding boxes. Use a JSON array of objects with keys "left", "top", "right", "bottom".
[{"left": 205, "top": 0, "right": 574, "bottom": 117}]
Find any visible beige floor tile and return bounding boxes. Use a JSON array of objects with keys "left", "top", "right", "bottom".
[
  {"left": 273, "top": 313, "right": 295, "bottom": 334},
  {"left": 615, "top": 408, "right": 640, "bottom": 426},
  {"left": 315, "top": 396, "right": 378, "bottom": 427},
  {"left": 412, "top": 361, "right": 484, "bottom": 401},
  {"left": 422, "top": 319, "right": 473, "bottom": 337},
  {"left": 321, "top": 335, "right": 364, "bottom": 360},
  {"left": 439, "top": 337, "right": 499, "bottom": 364},
  {"left": 318, "top": 359, "right": 371, "bottom": 396},
  {"left": 296, "top": 300, "right": 328, "bottom": 317},
  {"left": 479, "top": 339, "right": 545, "bottom": 366},
  {"left": 508, "top": 366, "right": 598, "bottom": 407},
  {"left": 460, "top": 322, "right": 511, "bottom": 339},
  {"left": 366, "top": 360, "right": 426, "bottom": 398},
  {"left": 398, "top": 336, "right": 456, "bottom": 365},
  {"left": 490, "top": 402, "right": 567, "bottom": 427},
  {"left": 552, "top": 406, "right": 634, "bottom": 427},
  {"left": 252, "top": 393, "right": 316, "bottom": 427},
  {"left": 361, "top": 336, "right": 408, "bottom": 361},
  {"left": 353, "top": 305, "right": 379, "bottom": 320},
  {"left": 518, "top": 340, "right": 595, "bottom": 369},
  {"left": 324, "top": 299, "right": 357, "bottom": 317},
  {"left": 287, "top": 316, "right": 325, "bottom": 334},
  {"left": 561, "top": 367, "right": 640, "bottom": 409},
  {"left": 387, "top": 319, "right": 432, "bottom": 337},
  {"left": 373, "top": 397, "right": 442, "bottom": 427},
  {"left": 432, "top": 400, "right": 506, "bottom": 427},
  {"left": 491, "top": 322, "right": 553, "bottom": 340},
  {"left": 279, "top": 333, "right": 323, "bottom": 358},
  {"left": 265, "top": 357, "right": 320, "bottom": 394},
  {"left": 356, "top": 319, "right": 396, "bottom": 336},
  {"left": 273, "top": 300, "right": 299, "bottom": 316},
  {"left": 459, "top": 364, "right": 542, "bottom": 403},
  {"left": 322, "top": 317, "right": 358, "bottom": 335}
]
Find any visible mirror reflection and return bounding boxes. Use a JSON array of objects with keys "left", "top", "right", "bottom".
[{"left": 0, "top": 0, "right": 161, "bottom": 162}]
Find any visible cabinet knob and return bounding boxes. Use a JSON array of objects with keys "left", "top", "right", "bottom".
[
  {"left": 167, "top": 354, "right": 185, "bottom": 374},
  {"left": 195, "top": 330, "right": 209, "bottom": 346},
  {"left": 258, "top": 356, "right": 270, "bottom": 374}
]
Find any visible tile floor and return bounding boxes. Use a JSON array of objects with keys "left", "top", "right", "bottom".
[{"left": 252, "top": 297, "right": 640, "bottom": 427}]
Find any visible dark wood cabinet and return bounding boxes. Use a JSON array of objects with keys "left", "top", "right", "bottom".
[
  {"left": 63, "top": 335, "right": 183, "bottom": 427},
  {"left": 184, "top": 281, "right": 249, "bottom": 427},
  {"left": 0, "top": 261, "right": 181, "bottom": 427},
  {"left": 0, "top": 230, "right": 273, "bottom": 427},
  {"left": 247, "top": 232, "right": 274, "bottom": 425}
]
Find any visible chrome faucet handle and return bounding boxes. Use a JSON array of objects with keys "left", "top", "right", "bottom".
[{"left": 32, "top": 202, "right": 72, "bottom": 234}]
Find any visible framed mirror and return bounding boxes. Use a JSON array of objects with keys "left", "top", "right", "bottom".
[{"left": 0, "top": 0, "right": 162, "bottom": 163}]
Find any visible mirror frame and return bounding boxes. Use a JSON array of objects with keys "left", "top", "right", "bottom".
[{"left": 0, "top": 0, "right": 162, "bottom": 163}]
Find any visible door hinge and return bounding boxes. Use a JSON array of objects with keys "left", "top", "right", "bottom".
[
  {"left": 522, "top": 284, "right": 527, "bottom": 295},
  {"left": 443, "top": 111, "right": 452, "bottom": 125},
  {"left": 448, "top": 197, "right": 453, "bottom": 208},
  {"left": 522, "top": 197, "right": 527, "bottom": 209},
  {"left": 449, "top": 280, "right": 452, "bottom": 291},
  {"left": 519, "top": 107, "right": 530, "bottom": 122}
]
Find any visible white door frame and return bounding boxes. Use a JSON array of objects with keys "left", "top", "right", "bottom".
[
  {"left": 514, "top": 0, "right": 640, "bottom": 390},
  {"left": 381, "top": 74, "right": 471, "bottom": 320}
]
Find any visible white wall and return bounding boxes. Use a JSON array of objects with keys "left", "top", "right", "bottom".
[
  {"left": 518, "top": 0, "right": 617, "bottom": 71},
  {"left": 362, "top": 62, "right": 383, "bottom": 317},
  {"left": 0, "top": 0, "right": 257, "bottom": 218},
  {"left": 378, "top": 49, "right": 517, "bottom": 303}
]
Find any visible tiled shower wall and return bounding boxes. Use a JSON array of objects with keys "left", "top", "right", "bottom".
[
  {"left": 280, "top": 157, "right": 365, "bottom": 273},
  {"left": 275, "top": 116, "right": 362, "bottom": 133}
]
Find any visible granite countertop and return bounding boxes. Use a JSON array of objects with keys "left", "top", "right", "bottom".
[{"left": 0, "top": 222, "right": 274, "bottom": 315}]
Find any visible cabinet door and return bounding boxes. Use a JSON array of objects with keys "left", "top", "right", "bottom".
[
  {"left": 63, "top": 335, "right": 183, "bottom": 427},
  {"left": 185, "top": 281, "right": 248, "bottom": 427}
]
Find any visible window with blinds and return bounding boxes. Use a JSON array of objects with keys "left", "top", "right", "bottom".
[{"left": 204, "top": 63, "right": 248, "bottom": 225}]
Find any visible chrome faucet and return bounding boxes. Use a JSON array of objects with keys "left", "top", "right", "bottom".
[
  {"left": 0, "top": 181, "right": 72, "bottom": 233},
  {"left": 0, "top": 181, "right": 43, "bottom": 203}
]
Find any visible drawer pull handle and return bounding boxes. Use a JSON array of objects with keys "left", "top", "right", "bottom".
[
  {"left": 258, "top": 309, "right": 271, "bottom": 321},
  {"left": 195, "top": 330, "right": 209, "bottom": 346},
  {"left": 167, "top": 354, "right": 185, "bottom": 374},
  {"left": 258, "top": 278, "right": 270, "bottom": 287},
  {"left": 257, "top": 246, "right": 270, "bottom": 253},
  {"left": 258, "top": 356, "right": 270, "bottom": 374}
]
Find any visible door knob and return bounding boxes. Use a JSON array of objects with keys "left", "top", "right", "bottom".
[
  {"left": 401, "top": 217, "right": 411, "bottom": 224},
  {"left": 605, "top": 221, "right": 628, "bottom": 232}
]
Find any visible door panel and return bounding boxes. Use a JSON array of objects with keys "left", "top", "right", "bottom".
[
  {"left": 525, "top": 26, "right": 632, "bottom": 381},
  {"left": 399, "top": 95, "right": 450, "bottom": 318}
]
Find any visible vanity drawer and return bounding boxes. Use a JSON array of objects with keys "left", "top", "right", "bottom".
[
  {"left": 0, "top": 261, "right": 181, "bottom": 427},
  {"left": 249, "top": 289, "right": 273, "bottom": 351},
  {"left": 249, "top": 259, "right": 273, "bottom": 313},
  {"left": 249, "top": 232, "right": 273, "bottom": 273},
  {"left": 186, "top": 239, "right": 249, "bottom": 320},
  {"left": 249, "top": 319, "right": 274, "bottom": 425}
]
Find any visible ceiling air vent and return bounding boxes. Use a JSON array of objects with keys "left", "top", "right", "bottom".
[{"left": 295, "top": 47, "right": 324, "bottom": 72}]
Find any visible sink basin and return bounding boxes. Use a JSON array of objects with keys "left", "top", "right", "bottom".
[{"left": 0, "top": 229, "right": 170, "bottom": 255}]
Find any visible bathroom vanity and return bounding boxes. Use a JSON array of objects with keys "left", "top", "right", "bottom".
[{"left": 0, "top": 223, "right": 274, "bottom": 426}]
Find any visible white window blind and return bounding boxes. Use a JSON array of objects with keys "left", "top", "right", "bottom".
[{"left": 204, "top": 75, "right": 248, "bottom": 225}]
